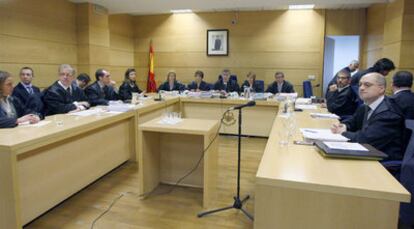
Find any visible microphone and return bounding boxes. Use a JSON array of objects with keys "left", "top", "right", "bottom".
[{"left": 228, "top": 101, "right": 256, "bottom": 110}]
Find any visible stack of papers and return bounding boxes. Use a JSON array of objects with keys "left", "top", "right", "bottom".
[
  {"left": 19, "top": 120, "right": 52, "bottom": 127},
  {"left": 300, "top": 128, "right": 349, "bottom": 142},
  {"left": 67, "top": 109, "right": 101, "bottom": 117},
  {"left": 295, "top": 104, "right": 317, "bottom": 110},
  {"left": 310, "top": 113, "right": 339, "bottom": 119},
  {"left": 295, "top": 98, "right": 312, "bottom": 104},
  {"left": 323, "top": 142, "right": 368, "bottom": 151},
  {"left": 107, "top": 104, "right": 135, "bottom": 112}
]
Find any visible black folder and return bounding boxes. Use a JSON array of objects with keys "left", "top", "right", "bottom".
[{"left": 315, "top": 141, "right": 388, "bottom": 160}]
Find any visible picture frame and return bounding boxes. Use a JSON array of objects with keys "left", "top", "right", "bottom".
[{"left": 207, "top": 29, "right": 229, "bottom": 56}]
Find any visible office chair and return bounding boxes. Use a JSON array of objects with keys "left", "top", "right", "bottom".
[
  {"left": 303, "top": 80, "right": 313, "bottom": 98},
  {"left": 218, "top": 74, "right": 238, "bottom": 83},
  {"left": 399, "top": 119, "right": 414, "bottom": 227},
  {"left": 255, "top": 80, "right": 265, "bottom": 93}
]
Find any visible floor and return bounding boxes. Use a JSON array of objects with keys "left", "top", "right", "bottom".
[{"left": 24, "top": 135, "right": 267, "bottom": 229}]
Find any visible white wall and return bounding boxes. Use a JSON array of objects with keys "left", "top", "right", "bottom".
[{"left": 323, "top": 35, "right": 360, "bottom": 95}]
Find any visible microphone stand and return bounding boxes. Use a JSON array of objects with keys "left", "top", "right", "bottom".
[{"left": 197, "top": 107, "right": 254, "bottom": 221}]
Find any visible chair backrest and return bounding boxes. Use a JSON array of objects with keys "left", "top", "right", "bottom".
[
  {"left": 256, "top": 80, "right": 264, "bottom": 92},
  {"left": 218, "top": 74, "right": 238, "bottom": 83},
  {"left": 302, "top": 80, "right": 313, "bottom": 98},
  {"left": 351, "top": 85, "right": 363, "bottom": 107},
  {"left": 399, "top": 119, "right": 414, "bottom": 226}
]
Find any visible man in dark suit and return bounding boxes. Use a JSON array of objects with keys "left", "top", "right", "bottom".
[
  {"left": 265, "top": 72, "right": 295, "bottom": 94},
  {"left": 43, "top": 64, "right": 90, "bottom": 115},
  {"left": 326, "top": 70, "right": 358, "bottom": 117},
  {"left": 85, "top": 68, "right": 119, "bottom": 106},
  {"left": 351, "top": 58, "right": 395, "bottom": 87},
  {"left": 326, "top": 60, "right": 359, "bottom": 95},
  {"left": 391, "top": 71, "right": 414, "bottom": 119},
  {"left": 331, "top": 73, "right": 405, "bottom": 161},
  {"left": 12, "top": 67, "right": 44, "bottom": 114},
  {"left": 214, "top": 69, "right": 240, "bottom": 93}
]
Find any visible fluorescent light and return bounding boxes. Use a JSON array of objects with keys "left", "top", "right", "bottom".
[
  {"left": 288, "top": 4, "right": 315, "bottom": 10},
  {"left": 170, "top": 9, "right": 192, "bottom": 14}
]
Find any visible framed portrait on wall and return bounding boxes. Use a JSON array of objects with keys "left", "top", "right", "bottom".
[{"left": 207, "top": 29, "right": 229, "bottom": 56}]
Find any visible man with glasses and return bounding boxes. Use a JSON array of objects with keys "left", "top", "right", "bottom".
[
  {"left": 12, "top": 67, "right": 43, "bottom": 113},
  {"left": 43, "top": 64, "right": 90, "bottom": 115},
  {"left": 331, "top": 73, "right": 404, "bottom": 161},
  {"left": 326, "top": 70, "right": 358, "bottom": 117}
]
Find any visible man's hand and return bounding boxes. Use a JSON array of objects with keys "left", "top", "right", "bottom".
[
  {"left": 329, "top": 84, "right": 338, "bottom": 92},
  {"left": 331, "top": 123, "right": 346, "bottom": 134}
]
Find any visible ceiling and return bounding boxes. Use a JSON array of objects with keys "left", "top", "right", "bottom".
[{"left": 69, "top": 0, "right": 392, "bottom": 15}]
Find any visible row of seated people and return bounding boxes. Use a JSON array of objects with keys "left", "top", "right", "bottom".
[
  {"left": 0, "top": 65, "right": 295, "bottom": 128},
  {"left": 325, "top": 57, "right": 414, "bottom": 163},
  {"left": 326, "top": 66, "right": 414, "bottom": 229},
  {"left": 158, "top": 69, "right": 295, "bottom": 94}
]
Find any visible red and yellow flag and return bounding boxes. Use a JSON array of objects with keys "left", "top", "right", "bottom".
[{"left": 147, "top": 40, "right": 157, "bottom": 92}]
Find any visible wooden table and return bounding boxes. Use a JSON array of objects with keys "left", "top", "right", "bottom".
[
  {"left": 138, "top": 118, "right": 220, "bottom": 208},
  {"left": 180, "top": 97, "right": 278, "bottom": 137},
  {"left": 0, "top": 111, "right": 135, "bottom": 228},
  {"left": 254, "top": 109, "right": 411, "bottom": 229},
  {"left": 0, "top": 96, "right": 180, "bottom": 229}
]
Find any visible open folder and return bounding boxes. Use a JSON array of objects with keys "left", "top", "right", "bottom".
[{"left": 315, "top": 141, "right": 388, "bottom": 160}]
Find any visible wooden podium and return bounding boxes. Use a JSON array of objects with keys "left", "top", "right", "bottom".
[{"left": 138, "top": 118, "right": 220, "bottom": 208}]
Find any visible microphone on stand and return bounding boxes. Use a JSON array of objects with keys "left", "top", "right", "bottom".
[{"left": 227, "top": 101, "right": 256, "bottom": 111}]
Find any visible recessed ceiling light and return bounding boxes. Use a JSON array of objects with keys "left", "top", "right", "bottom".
[
  {"left": 288, "top": 4, "right": 315, "bottom": 10},
  {"left": 170, "top": 9, "right": 193, "bottom": 14}
]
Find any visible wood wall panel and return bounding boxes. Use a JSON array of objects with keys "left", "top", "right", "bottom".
[
  {"left": 325, "top": 9, "right": 366, "bottom": 36},
  {"left": 0, "top": 0, "right": 78, "bottom": 88},
  {"left": 362, "top": 4, "right": 386, "bottom": 68},
  {"left": 133, "top": 10, "right": 325, "bottom": 95},
  {"left": 108, "top": 14, "right": 135, "bottom": 86}
]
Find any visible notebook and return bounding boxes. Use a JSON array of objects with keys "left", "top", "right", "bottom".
[{"left": 315, "top": 141, "right": 388, "bottom": 160}]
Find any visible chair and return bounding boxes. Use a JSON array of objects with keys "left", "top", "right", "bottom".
[
  {"left": 399, "top": 119, "right": 414, "bottom": 227},
  {"left": 351, "top": 85, "right": 363, "bottom": 107},
  {"left": 302, "top": 80, "right": 313, "bottom": 98},
  {"left": 255, "top": 80, "right": 265, "bottom": 93},
  {"left": 218, "top": 74, "right": 238, "bottom": 83}
]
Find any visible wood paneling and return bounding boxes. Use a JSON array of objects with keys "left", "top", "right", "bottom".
[
  {"left": 0, "top": 0, "right": 78, "bottom": 88},
  {"left": 362, "top": 4, "right": 386, "bottom": 69},
  {"left": 108, "top": 14, "right": 135, "bottom": 84},
  {"left": 325, "top": 9, "right": 366, "bottom": 36},
  {"left": 133, "top": 10, "right": 325, "bottom": 96}
]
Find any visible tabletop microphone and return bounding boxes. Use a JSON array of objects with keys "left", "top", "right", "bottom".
[{"left": 228, "top": 101, "right": 256, "bottom": 110}]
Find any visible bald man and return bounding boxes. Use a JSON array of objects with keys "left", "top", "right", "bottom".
[{"left": 331, "top": 73, "right": 404, "bottom": 161}]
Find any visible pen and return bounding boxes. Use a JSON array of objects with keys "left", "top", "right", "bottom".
[{"left": 304, "top": 129, "right": 317, "bottom": 133}]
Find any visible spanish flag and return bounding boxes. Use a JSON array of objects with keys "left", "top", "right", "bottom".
[{"left": 147, "top": 40, "right": 157, "bottom": 92}]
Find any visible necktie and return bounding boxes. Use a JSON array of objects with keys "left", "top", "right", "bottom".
[
  {"left": 66, "top": 87, "right": 71, "bottom": 96},
  {"left": 362, "top": 105, "right": 371, "bottom": 128},
  {"left": 27, "top": 86, "right": 33, "bottom": 94}
]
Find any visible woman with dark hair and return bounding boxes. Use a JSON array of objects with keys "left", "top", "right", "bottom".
[
  {"left": 187, "top": 70, "right": 211, "bottom": 91},
  {"left": 158, "top": 71, "right": 186, "bottom": 91},
  {"left": 119, "top": 68, "right": 142, "bottom": 101},
  {"left": 240, "top": 72, "right": 263, "bottom": 93},
  {"left": 0, "top": 71, "right": 41, "bottom": 128}
]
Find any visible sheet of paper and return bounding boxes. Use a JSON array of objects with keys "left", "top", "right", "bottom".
[
  {"left": 323, "top": 141, "right": 368, "bottom": 151},
  {"left": 300, "top": 128, "right": 349, "bottom": 142},
  {"left": 295, "top": 98, "right": 312, "bottom": 104},
  {"left": 67, "top": 109, "right": 101, "bottom": 117},
  {"left": 20, "top": 120, "right": 52, "bottom": 127},
  {"left": 295, "top": 104, "right": 317, "bottom": 110},
  {"left": 310, "top": 113, "right": 339, "bottom": 119}
]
